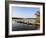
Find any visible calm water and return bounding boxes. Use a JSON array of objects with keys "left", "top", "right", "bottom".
[{"left": 12, "top": 19, "right": 36, "bottom": 31}]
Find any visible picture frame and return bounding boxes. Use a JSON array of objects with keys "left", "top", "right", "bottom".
[{"left": 5, "top": 1, "right": 45, "bottom": 37}]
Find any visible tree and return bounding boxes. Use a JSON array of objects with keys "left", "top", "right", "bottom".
[{"left": 35, "top": 11, "right": 40, "bottom": 29}]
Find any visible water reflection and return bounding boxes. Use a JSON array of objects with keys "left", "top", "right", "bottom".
[{"left": 12, "top": 19, "right": 36, "bottom": 31}]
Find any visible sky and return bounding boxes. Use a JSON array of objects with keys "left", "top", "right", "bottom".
[{"left": 12, "top": 6, "right": 40, "bottom": 18}]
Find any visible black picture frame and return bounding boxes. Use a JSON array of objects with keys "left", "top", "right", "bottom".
[{"left": 5, "top": 1, "right": 45, "bottom": 38}]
